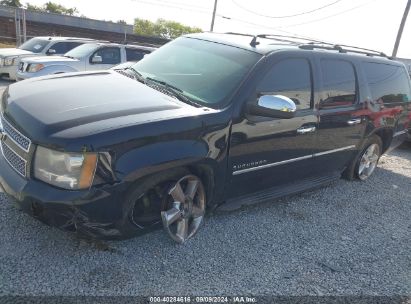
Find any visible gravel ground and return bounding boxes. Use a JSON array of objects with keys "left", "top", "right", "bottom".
[{"left": 0, "top": 141, "right": 410, "bottom": 297}]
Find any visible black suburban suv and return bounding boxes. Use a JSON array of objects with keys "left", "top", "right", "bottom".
[{"left": 0, "top": 33, "right": 410, "bottom": 243}]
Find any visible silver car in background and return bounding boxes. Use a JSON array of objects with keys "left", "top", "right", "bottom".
[
  {"left": 0, "top": 36, "right": 97, "bottom": 80},
  {"left": 16, "top": 43, "right": 156, "bottom": 81}
]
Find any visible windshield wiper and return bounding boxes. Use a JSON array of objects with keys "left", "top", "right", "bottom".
[
  {"left": 145, "top": 77, "right": 201, "bottom": 107},
  {"left": 124, "top": 67, "right": 147, "bottom": 84}
]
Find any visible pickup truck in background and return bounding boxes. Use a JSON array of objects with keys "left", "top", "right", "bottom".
[
  {"left": 0, "top": 36, "right": 97, "bottom": 80},
  {"left": 16, "top": 42, "right": 156, "bottom": 81}
]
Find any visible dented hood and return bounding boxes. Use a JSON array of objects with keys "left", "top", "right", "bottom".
[{"left": 3, "top": 71, "right": 202, "bottom": 147}]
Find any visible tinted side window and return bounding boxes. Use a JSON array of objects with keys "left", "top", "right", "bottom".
[
  {"left": 93, "top": 47, "right": 121, "bottom": 64},
  {"left": 126, "top": 48, "right": 149, "bottom": 61},
  {"left": 364, "top": 62, "right": 411, "bottom": 104},
  {"left": 65, "top": 42, "right": 83, "bottom": 52},
  {"left": 49, "top": 42, "right": 69, "bottom": 54},
  {"left": 258, "top": 58, "right": 312, "bottom": 110},
  {"left": 320, "top": 59, "right": 356, "bottom": 108}
]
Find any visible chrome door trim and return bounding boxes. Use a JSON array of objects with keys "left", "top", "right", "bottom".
[
  {"left": 312, "top": 145, "right": 356, "bottom": 157},
  {"left": 393, "top": 130, "right": 408, "bottom": 137},
  {"left": 232, "top": 145, "right": 356, "bottom": 176},
  {"left": 233, "top": 154, "right": 313, "bottom": 176}
]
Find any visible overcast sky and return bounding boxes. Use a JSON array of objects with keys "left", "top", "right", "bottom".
[{"left": 25, "top": 0, "right": 411, "bottom": 58}]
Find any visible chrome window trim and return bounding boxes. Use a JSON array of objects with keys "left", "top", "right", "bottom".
[
  {"left": 0, "top": 114, "right": 31, "bottom": 153},
  {"left": 233, "top": 145, "right": 356, "bottom": 176},
  {"left": 0, "top": 140, "right": 27, "bottom": 177}
]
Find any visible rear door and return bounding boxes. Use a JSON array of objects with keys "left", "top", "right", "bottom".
[{"left": 312, "top": 57, "right": 366, "bottom": 175}]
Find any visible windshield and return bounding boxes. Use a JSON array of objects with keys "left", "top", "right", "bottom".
[
  {"left": 19, "top": 38, "right": 49, "bottom": 53},
  {"left": 65, "top": 43, "right": 100, "bottom": 58},
  {"left": 132, "top": 37, "right": 261, "bottom": 107}
]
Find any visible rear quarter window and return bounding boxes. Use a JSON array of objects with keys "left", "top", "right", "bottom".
[{"left": 363, "top": 62, "right": 411, "bottom": 104}]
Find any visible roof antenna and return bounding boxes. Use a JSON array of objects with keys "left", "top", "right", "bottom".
[{"left": 250, "top": 36, "right": 259, "bottom": 47}]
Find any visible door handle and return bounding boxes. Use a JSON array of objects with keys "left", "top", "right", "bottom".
[
  {"left": 296, "top": 126, "right": 316, "bottom": 134},
  {"left": 347, "top": 118, "right": 362, "bottom": 126}
]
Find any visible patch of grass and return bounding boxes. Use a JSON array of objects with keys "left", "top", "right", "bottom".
[{"left": 0, "top": 42, "right": 15, "bottom": 48}]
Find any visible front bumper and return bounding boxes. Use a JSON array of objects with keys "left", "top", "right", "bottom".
[
  {"left": 0, "top": 150, "right": 131, "bottom": 239},
  {"left": 16, "top": 71, "right": 30, "bottom": 81},
  {"left": 0, "top": 65, "right": 18, "bottom": 80}
]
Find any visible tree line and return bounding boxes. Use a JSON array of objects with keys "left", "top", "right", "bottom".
[
  {"left": 0, "top": 0, "right": 203, "bottom": 39},
  {"left": 0, "top": 0, "right": 78, "bottom": 15}
]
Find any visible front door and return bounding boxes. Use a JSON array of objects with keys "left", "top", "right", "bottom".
[
  {"left": 88, "top": 47, "right": 122, "bottom": 71},
  {"left": 227, "top": 55, "right": 319, "bottom": 198}
]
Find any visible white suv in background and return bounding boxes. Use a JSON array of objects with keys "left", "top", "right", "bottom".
[
  {"left": 16, "top": 43, "right": 156, "bottom": 81},
  {"left": 0, "top": 36, "right": 97, "bottom": 80}
]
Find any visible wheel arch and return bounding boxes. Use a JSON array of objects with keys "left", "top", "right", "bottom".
[
  {"left": 368, "top": 127, "right": 393, "bottom": 154},
  {"left": 119, "top": 158, "right": 223, "bottom": 207},
  {"left": 187, "top": 162, "right": 217, "bottom": 205}
]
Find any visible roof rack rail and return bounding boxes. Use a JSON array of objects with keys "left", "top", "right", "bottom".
[
  {"left": 299, "top": 43, "right": 388, "bottom": 58},
  {"left": 257, "top": 34, "right": 329, "bottom": 45},
  {"left": 225, "top": 32, "right": 254, "bottom": 37},
  {"left": 335, "top": 44, "right": 387, "bottom": 57},
  {"left": 224, "top": 32, "right": 333, "bottom": 47},
  {"left": 224, "top": 32, "right": 260, "bottom": 46},
  {"left": 223, "top": 32, "right": 389, "bottom": 58}
]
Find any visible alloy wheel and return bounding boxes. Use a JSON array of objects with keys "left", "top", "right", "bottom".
[
  {"left": 161, "top": 175, "right": 206, "bottom": 244},
  {"left": 358, "top": 143, "right": 380, "bottom": 180}
]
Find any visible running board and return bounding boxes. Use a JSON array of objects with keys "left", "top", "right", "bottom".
[{"left": 218, "top": 173, "right": 340, "bottom": 212}]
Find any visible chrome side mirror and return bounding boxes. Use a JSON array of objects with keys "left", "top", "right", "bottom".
[
  {"left": 248, "top": 95, "right": 297, "bottom": 119},
  {"left": 47, "top": 48, "right": 56, "bottom": 55},
  {"left": 91, "top": 55, "right": 103, "bottom": 63}
]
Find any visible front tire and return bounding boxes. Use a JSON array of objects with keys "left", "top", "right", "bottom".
[{"left": 117, "top": 168, "right": 208, "bottom": 242}]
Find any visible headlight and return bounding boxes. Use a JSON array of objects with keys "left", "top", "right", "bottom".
[
  {"left": 4, "top": 57, "right": 17, "bottom": 66},
  {"left": 27, "top": 63, "right": 44, "bottom": 73},
  {"left": 34, "top": 146, "right": 98, "bottom": 190}
]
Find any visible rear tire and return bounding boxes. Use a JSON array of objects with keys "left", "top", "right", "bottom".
[{"left": 343, "top": 135, "right": 382, "bottom": 181}]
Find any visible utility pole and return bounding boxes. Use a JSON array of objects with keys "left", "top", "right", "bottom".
[
  {"left": 210, "top": 0, "right": 218, "bottom": 32},
  {"left": 392, "top": 0, "right": 411, "bottom": 58}
]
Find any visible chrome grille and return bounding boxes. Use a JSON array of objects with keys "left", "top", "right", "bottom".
[
  {"left": 0, "top": 141, "right": 27, "bottom": 177},
  {"left": 1, "top": 115, "right": 31, "bottom": 152}
]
